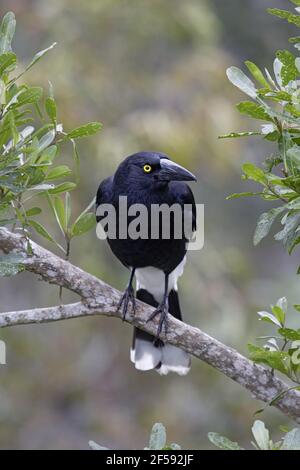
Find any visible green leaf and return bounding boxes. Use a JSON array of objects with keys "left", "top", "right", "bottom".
[
  {"left": 287, "top": 197, "right": 300, "bottom": 210},
  {"left": 48, "top": 182, "right": 76, "bottom": 195},
  {"left": 8, "top": 109, "right": 18, "bottom": 146},
  {"left": 257, "top": 310, "right": 282, "bottom": 327},
  {"left": 38, "top": 145, "right": 57, "bottom": 164},
  {"left": 88, "top": 440, "right": 109, "bottom": 450},
  {"left": 282, "top": 428, "right": 300, "bottom": 450},
  {"left": 287, "top": 233, "right": 300, "bottom": 255},
  {"left": 285, "top": 103, "right": 300, "bottom": 117},
  {"left": 279, "top": 425, "right": 291, "bottom": 433},
  {"left": 25, "top": 207, "right": 42, "bottom": 217},
  {"left": 253, "top": 207, "right": 285, "bottom": 246},
  {"left": 207, "top": 432, "right": 243, "bottom": 450},
  {"left": 274, "top": 212, "right": 300, "bottom": 244},
  {"left": 0, "top": 253, "right": 24, "bottom": 277},
  {"left": 271, "top": 305, "right": 285, "bottom": 326},
  {"left": 262, "top": 125, "right": 277, "bottom": 139},
  {"left": 226, "top": 192, "right": 261, "bottom": 200},
  {"left": 0, "top": 12, "right": 16, "bottom": 54},
  {"left": 242, "top": 163, "right": 267, "bottom": 184},
  {"left": 65, "top": 192, "right": 72, "bottom": 227},
  {"left": 72, "top": 140, "right": 80, "bottom": 183},
  {"left": 280, "top": 175, "right": 300, "bottom": 193},
  {"left": 278, "top": 328, "right": 300, "bottom": 341},
  {"left": 0, "top": 51, "right": 16, "bottom": 75},
  {"left": 289, "top": 36, "right": 300, "bottom": 44},
  {"left": 45, "top": 96, "right": 57, "bottom": 124},
  {"left": 286, "top": 146, "right": 300, "bottom": 171},
  {"left": 290, "top": 0, "right": 300, "bottom": 5},
  {"left": 71, "top": 212, "right": 96, "bottom": 237},
  {"left": 148, "top": 423, "right": 167, "bottom": 450},
  {"left": 0, "top": 78, "right": 4, "bottom": 104},
  {"left": 248, "top": 344, "right": 290, "bottom": 375},
  {"left": 27, "top": 43, "right": 56, "bottom": 71},
  {"left": 28, "top": 183, "right": 55, "bottom": 192},
  {"left": 11, "top": 43, "right": 57, "bottom": 83},
  {"left": 27, "top": 219, "right": 64, "bottom": 253},
  {"left": 34, "top": 129, "right": 55, "bottom": 157},
  {"left": 67, "top": 122, "right": 102, "bottom": 139},
  {"left": 244, "top": 61, "right": 271, "bottom": 89},
  {"left": 28, "top": 219, "right": 56, "bottom": 243},
  {"left": 16, "top": 87, "right": 43, "bottom": 107},
  {"left": 251, "top": 421, "right": 270, "bottom": 451},
  {"left": 267, "top": 9, "right": 300, "bottom": 27},
  {"left": 219, "top": 131, "right": 261, "bottom": 139},
  {"left": 226, "top": 66, "right": 257, "bottom": 98},
  {"left": 263, "top": 90, "right": 291, "bottom": 102},
  {"left": 169, "top": 443, "right": 181, "bottom": 450},
  {"left": 45, "top": 165, "right": 72, "bottom": 181},
  {"left": 53, "top": 195, "right": 66, "bottom": 233},
  {"left": 236, "top": 101, "right": 272, "bottom": 121},
  {"left": 276, "top": 50, "right": 298, "bottom": 86}
]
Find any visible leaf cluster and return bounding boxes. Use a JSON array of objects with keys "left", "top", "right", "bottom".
[
  {"left": 0, "top": 12, "right": 101, "bottom": 276},
  {"left": 208, "top": 420, "right": 300, "bottom": 450},
  {"left": 224, "top": 1, "right": 300, "bottom": 264},
  {"left": 89, "top": 423, "right": 181, "bottom": 451},
  {"left": 248, "top": 297, "right": 300, "bottom": 385}
]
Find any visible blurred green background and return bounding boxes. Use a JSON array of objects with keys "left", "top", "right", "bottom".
[{"left": 0, "top": 0, "right": 300, "bottom": 449}]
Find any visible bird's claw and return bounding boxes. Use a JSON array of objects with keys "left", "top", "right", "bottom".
[
  {"left": 147, "top": 302, "right": 169, "bottom": 338},
  {"left": 117, "top": 286, "right": 136, "bottom": 321}
]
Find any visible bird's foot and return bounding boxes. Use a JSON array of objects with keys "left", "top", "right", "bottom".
[
  {"left": 147, "top": 301, "right": 169, "bottom": 339},
  {"left": 117, "top": 285, "right": 136, "bottom": 321}
]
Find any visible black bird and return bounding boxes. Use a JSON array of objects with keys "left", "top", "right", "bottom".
[{"left": 96, "top": 151, "right": 196, "bottom": 375}]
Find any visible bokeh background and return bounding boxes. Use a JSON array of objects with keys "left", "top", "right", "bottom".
[{"left": 0, "top": 0, "right": 300, "bottom": 450}]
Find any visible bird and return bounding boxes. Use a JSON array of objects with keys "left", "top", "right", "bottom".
[{"left": 96, "top": 151, "right": 196, "bottom": 375}]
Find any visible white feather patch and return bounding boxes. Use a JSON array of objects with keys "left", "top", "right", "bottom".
[
  {"left": 130, "top": 348, "right": 135, "bottom": 363},
  {"left": 131, "top": 341, "right": 191, "bottom": 375},
  {"left": 135, "top": 256, "right": 186, "bottom": 303},
  {"left": 156, "top": 344, "right": 191, "bottom": 376},
  {"left": 132, "top": 258, "right": 189, "bottom": 375},
  {"left": 132, "top": 338, "right": 161, "bottom": 371}
]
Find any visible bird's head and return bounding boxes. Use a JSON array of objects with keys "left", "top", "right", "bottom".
[{"left": 113, "top": 151, "right": 196, "bottom": 190}]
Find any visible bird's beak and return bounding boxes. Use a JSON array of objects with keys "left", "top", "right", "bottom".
[{"left": 159, "top": 159, "right": 197, "bottom": 182}]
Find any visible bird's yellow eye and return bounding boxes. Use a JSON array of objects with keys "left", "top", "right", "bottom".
[{"left": 143, "top": 164, "right": 152, "bottom": 173}]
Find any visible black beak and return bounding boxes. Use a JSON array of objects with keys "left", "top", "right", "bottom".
[{"left": 159, "top": 159, "right": 197, "bottom": 182}]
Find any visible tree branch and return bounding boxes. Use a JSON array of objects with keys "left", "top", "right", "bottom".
[{"left": 1, "top": 227, "right": 300, "bottom": 424}]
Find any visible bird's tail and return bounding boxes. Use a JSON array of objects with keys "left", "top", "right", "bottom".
[{"left": 130, "top": 289, "right": 191, "bottom": 375}]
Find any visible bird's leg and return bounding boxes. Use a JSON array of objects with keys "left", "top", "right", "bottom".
[
  {"left": 117, "top": 268, "right": 136, "bottom": 321},
  {"left": 147, "top": 274, "right": 169, "bottom": 339}
]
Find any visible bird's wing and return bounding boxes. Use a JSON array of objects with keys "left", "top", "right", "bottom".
[
  {"left": 95, "top": 176, "right": 113, "bottom": 221},
  {"left": 170, "top": 181, "right": 196, "bottom": 233}
]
